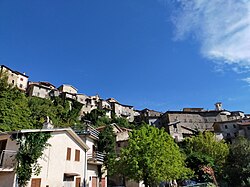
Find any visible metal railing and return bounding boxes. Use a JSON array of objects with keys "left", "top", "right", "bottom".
[
  {"left": 87, "top": 151, "right": 104, "bottom": 162},
  {"left": 74, "top": 124, "right": 100, "bottom": 139},
  {"left": 0, "top": 150, "right": 17, "bottom": 169}
]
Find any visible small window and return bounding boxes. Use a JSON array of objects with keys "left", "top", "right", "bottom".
[
  {"left": 20, "top": 78, "right": 23, "bottom": 81},
  {"left": 12, "top": 80, "right": 14, "bottom": 84},
  {"left": 117, "top": 142, "right": 121, "bottom": 147},
  {"left": 66, "top": 148, "right": 71, "bottom": 160},
  {"left": 233, "top": 124, "right": 236, "bottom": 128},
  {"left": 247, "top": 126, "right": 250, "bottom": 130},
  {"left": 225, "top": 125, "right": 228, "bottom": 129},
  {"left": 75, "top": 149, "right": 80, "bottom": 161},
  {"left": 63, "top": 174, "right": 74, "bottom": 181},
  {"left": 19, "top": 84, "right": 23, "bottom": 88}
]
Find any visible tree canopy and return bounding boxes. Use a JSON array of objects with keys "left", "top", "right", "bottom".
[
  {"left": 98, "top": 124, "right": 117, "bottom": 175},
  {"left": 180, "top": 132, "right": 229, "bottom": 183},
  {"left": 119, "top": 125, "right": 192, "bottom": 187},
  {"left": 225, "top": 137, "right": 250, "bottom": 186}
]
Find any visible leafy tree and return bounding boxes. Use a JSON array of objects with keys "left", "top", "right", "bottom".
[
  {"left": 0, "top": 76, "right": 33, "bottom": 131},
  {"left": 98, "top": 124, "right": 117, "bottom": 175},
  {"left": 225, "top": 137, "right": 250, "bottom": 186},
  {"left": 28, "top": 97, "right": 82, "bottom": 128},
  {"left": 15, "top": 132, "right": 51, "bottom": 187},
  {"left": 112, "top": 117, "right": 135, "bottom": 129},
  {"left": 119, "top": 125, "right": 192, "bottom": 187},
  {"left": 82, "top": 109, "right": 106, "bottom": 126},
  {"left": 181, "top": 132, "right": 229, "bottom": 183}
]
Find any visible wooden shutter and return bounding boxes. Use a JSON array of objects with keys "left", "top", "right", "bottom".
[
  {"left": 92, "top": 177, "right": 97, "bottom": 187},
  {"left": 75, "top": 177, "right": 81, "bottom": 187},
  {"left": 75, "top": 149, "right": 80, "bottom": 161},
  {"left": 31, "top": 178, "right": 41, "bottom": 187},
  {"left": 66, "top": 148, "right": 71, "bottom": 160}
]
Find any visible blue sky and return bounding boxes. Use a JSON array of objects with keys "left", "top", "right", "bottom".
[{"left": 1, "top": 0, "right": 250, "bottom": 113}]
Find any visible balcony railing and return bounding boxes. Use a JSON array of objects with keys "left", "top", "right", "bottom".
[
  {"left": 87, "top": 151, "right": 104, "bottom": 163},
  {"left": 75, "top": 125, "right": 100, "bottom": 139},
  {"left": 0, "top": 150, "right": 17, "bottom": 170}
]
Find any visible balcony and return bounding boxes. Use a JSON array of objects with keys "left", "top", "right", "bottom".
[
  {"left": 87, "top": 151, "right": 104, "bottom": 165},
  {"left": 0, "top": 150, "right": 17, "bottom": 171},
  {"left": 75, "top": 124, "right": 100, "bottom": 139}
]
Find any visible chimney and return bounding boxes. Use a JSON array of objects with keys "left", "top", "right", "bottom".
[{"left": 215, "top": 102, "right": 223, "bottom": 111}]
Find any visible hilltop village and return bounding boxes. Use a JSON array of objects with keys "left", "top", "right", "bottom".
[{"left": 0, "top": 64, "right": 250, "bottom": 187}]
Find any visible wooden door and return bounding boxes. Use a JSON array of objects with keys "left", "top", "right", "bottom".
[
  {"left": 75, "top": 177, "right": 81, "bottom": 187},
  {"left": 101, "top": 178, "right": 106, "bottom": 187},
  {"left": 92, "top": 177, "right": 97, "bottom": 187},
  {"left": 31, "top": 178, "right": 41, "bottom": 187}
]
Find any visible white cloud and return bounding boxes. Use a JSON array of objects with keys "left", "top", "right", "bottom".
[
  {"left": 242, "top": 77, "right": 250, "bottom": 85},
  {"left": 172, "top": 0, "right": 250, "bottom": 70}
]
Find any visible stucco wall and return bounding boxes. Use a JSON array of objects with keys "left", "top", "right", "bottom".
[{"left": 27, "top": 132, "right": 86, "bottom": 187}]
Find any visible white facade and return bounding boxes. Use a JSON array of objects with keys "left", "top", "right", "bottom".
[
  {"left": 0, "top": 65, "right": 29, "bottom": 91},
  {"left": 58, "top": 84, "right": 78, "bottom": 94},
  {"left": 0, "top": 128, "right": 89, "bottom": 187}
]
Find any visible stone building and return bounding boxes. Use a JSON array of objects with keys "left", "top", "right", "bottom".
[
  {"left": 135, "top": 108, "right": 163, "bottom": 126},
  {"left": 0, "top": 65, "right": 29, "bottom": 92},
  {"left": 106, "top": 98, "right": 134, "bottom": 122},
  {"left": 158, "top": 103, "right": 244, "bottom": 142},
  {"left": 27, "top": 81, "right": 56, "bottom": 98}
]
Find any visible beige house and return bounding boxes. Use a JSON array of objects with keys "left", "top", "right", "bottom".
[
  {"left": 0, "top": 128, "right": 89, "bottom": 187},
  {"left": 0, "top": 65, "right": 29, "bottom": 92},
  {"left": 58, "top": 84, "right": 78, "bottom": 94},
  {"left": 76, "top": 124, "right": 107, "bottom": 187},
  {"left": 214, "top": 119, "right": 250, "bottom": 142},
  {"left": 98, "top": 100, "right": 112, "bottom": 118},
  {"left": 106, "top": 98, "right": 134, "bottom": 122},
  {"left": 27, "top": 81, "right": 56, "bottom": 98}
]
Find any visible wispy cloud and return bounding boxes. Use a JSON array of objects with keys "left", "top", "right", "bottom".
[
  {"left": 172, "top": 0, "right": 250, "bottom": 71},
  {"left": 242, "top": 77, "right": 250, "bottom": 85}
]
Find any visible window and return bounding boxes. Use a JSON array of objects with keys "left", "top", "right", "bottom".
[
  {"left": 19, "top": 84, "right": 23, "bottom": 88},
  {"left": 63, "top": 174, "right": 74, "bottom": 181},
  {"left": 66, "top": 148, "right": 71, "bottom": 160},
  {"left": 233, "top": 124, "right": 236, "bottom": 128},
  {"left": 225, "top": 125, "right": 228, "bottom": 129},
  {"left": 12, "top": 80, "right": 14, "bottom": 84},
  {"left": 31, "top": 178, "right": 41, "bottom": 187},
  {"left": 117, "top": 142, "right": 121, "bottom": 147},
  {"left": 75, "top": 149, "right": 80, "bottom": 161},
  {"left": 20, "top": 78, "right": 23, "bottom": 81},
  {"left": 247, "top": 126, "right": 250, "bottom": 130}
]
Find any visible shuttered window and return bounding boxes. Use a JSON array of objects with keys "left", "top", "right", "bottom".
[
  {"left": 75, "top": 149, "right": 80, "bottom": 161},
  {"left": 66, "top": 148, "right": 71, "bottom": 160},
  {"left": 31, "top": 178, "right": 41, "bottom": 187}
]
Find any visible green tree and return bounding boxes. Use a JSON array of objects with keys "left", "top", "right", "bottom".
[
  {"left": 98, "top": 124, "right": 117, "bottom": 175},
  {"left": 0, "top": 76, "right": 33, "bottom": 131},
  {"left": 15, "top": 132, "right": 51, "bottom": 187},
  {"left": 28, "top": 97, "right": 82, "bottom": 128},
  {"left": 225, "top": 137, "right": 250, "bottom": 186},
  {"left": 181, "top": 132, "right": 229, "bottom": 183},
  {"left": 119, "top": 125, "right": 192, "bottom": 187}
]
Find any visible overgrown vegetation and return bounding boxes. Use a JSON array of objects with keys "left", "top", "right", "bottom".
[
  {"left": 82, "top": 109, "right": 135, "bottom": 129},
  {"left": 15, "top": 132, "right": 51, "bottom": 187},
  {"left": 0, "top": 74, "right": 82, "bottom": 131}
]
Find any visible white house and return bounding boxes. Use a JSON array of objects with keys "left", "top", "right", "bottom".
[
  {"left": 76, "top": 124, "right": 107, "bottom": 187},
  {"left": 0, "top": 128, "right": 89, "bottom": 187}
]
